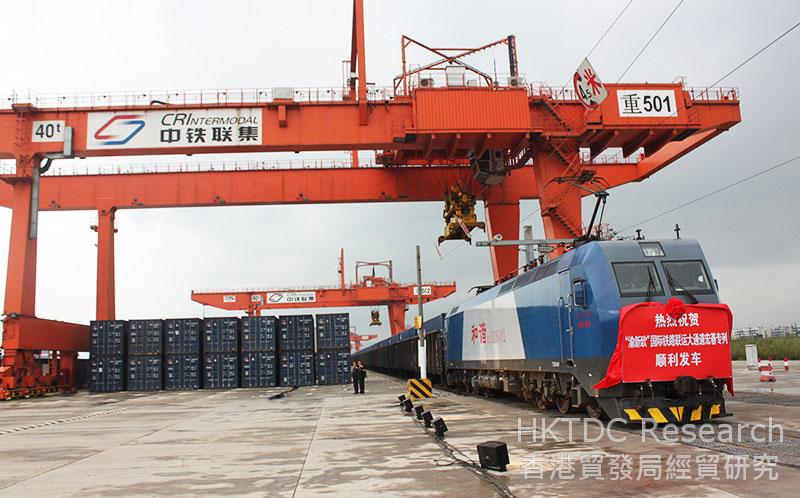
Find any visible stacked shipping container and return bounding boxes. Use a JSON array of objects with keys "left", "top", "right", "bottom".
[
  {"left": 127, "top": 320, "right": 164, "bottom": 391},
  {"left": 314, "top": 313, "right": 352, "bottom": 385},
  {"left": 89, "top": 320, "right": 126, "bottom": 392},
  {"left": 279, "top": 315, "right": 315, "bottom": 386},
  {"left": 164, "top": 319, "right": 202, "bottom": 390},
  {"left": 240, "top": 316, "right": 278, "bottom": 387},
  {"left": 203, "top": 318, "right": 240, "bottom": 389},
  {"left": 88, "top": 313, "right": 352, "bottom": 392}
]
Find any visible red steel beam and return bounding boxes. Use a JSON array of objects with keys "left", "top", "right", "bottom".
[
  {"left": 191, "top": 283, "right": 456, "bottom": 311},
  {"left": 0, "top": 86, "right": 739, "bottom": 162},
  {"left": 0, "top": 162, "right": 665, "bottom": 211}
]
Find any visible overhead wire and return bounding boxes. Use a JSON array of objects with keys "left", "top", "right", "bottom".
[
  {"left": 616, "top": 0, "right": 685, "bottom": 83},
  {"left": 557, "top": 0, "right": 636, "bottom": 90},
  {"left": 585, "top": 0, "right": 635, "bottom": 60},
  {"left": 616, "top": 152, "right": 800, "bottom": 234},
  {"left": 704, "top": 19, "right": 800, "bottom": 89},
  {"left": 654, "top": 18, "right": 800, "bottom": 125},
  {"left": 613, "top": 18, "right": 800, "bottom": 233}
]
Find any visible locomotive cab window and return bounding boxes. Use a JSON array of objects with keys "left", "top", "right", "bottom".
[
  {"left": 662, "top": 260, "right": 713, "bottom": 294},
  {"left": 612, "top": 262, "right": 663, "bottom": 298}
]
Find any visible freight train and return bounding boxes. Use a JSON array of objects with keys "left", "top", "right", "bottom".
[{"left": 355, "top": 239, "right": 734, "bottom": 423}]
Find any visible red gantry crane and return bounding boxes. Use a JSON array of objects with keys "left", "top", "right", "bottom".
[
  {"left": 191, "top": 249, "right": 456, "bottom": 336},
  {"left": 350, "top": 328, "right": 378, "bottom": 353},
  {"left": 0, "top": 0, "right": 740, "bottom": 398}
]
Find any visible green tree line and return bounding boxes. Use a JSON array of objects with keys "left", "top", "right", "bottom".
[{"left": 731, "top": 336, "right": 800, "bottom": 360}]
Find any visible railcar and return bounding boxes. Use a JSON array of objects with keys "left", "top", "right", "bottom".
[{"left": 355, "top": 239, "right": 733, "bottom": 423}]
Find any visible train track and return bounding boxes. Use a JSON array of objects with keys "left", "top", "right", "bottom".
[
  {"left": 614, "top": 423, "right": 800, "bottom": 469},
  {"left": 728, "top": 391, "right": 800, "bottom": 407},
  {"left": 435, "top": 385, "right": 800, "bottom": 468}
]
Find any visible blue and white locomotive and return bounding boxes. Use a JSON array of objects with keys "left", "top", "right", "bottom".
[{"left": 356, "top": 239, "right": 731, "bottom": 422}]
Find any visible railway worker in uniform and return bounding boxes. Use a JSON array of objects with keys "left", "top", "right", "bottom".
[
  {"left": 356, "top": 360, "right": 367, "bottom": 394},
  {"left": 351, "top": 361, "right": 360, "bottom": 394}
]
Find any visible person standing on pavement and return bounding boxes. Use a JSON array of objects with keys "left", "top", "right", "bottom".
[
  {"left": 351, "top": 361, "right": 360, "bottom": 394},
  {"left": 356, "top": 360, "right": 366, "bottom": 394}
]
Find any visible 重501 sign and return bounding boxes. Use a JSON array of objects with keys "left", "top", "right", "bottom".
[
  {"left": 617, "top": 89, "right": 677, "bottom": 117},
  {"left": 86, "top": 108, "right": 262, "bottom": 150}
]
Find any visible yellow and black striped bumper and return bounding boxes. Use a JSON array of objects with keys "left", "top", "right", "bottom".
[
  {"left": 623, "top": 403, "right": 723, "bottom": 424},
  {"left": 407, "top": 378, "right": 433, "bottom": 399}
]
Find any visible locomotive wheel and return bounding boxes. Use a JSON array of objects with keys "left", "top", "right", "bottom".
[
  {"left": 556, "top": 394, "right": 572, "bottom": 415},
  {"left": 586, "top": 402, "right": 605, "bottom": 420},
  {"left": 533, "top": 392, "right": 549, "bottom": 411}
]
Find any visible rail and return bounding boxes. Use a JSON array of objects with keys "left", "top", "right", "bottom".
[
  {"left": 580, "top": 148, "right": 642, "bottom": 165},
  {"left": 528, "top": 83, "right": 579, "bottom": 101},
  {"left": 0, "top": 152, "right": 640, "bottom": 177},
  {"left": 3, "top": 83, "right": 738, "bottom": 111},
  {"left": 35, "top": 158, "right": 385, "bottom": 176},
  {"left": 685, "top": 86, "right": 738, "bottom": 101},
  {"left": 2, "top": 86, "right": 398, "bottom": 110},
  {"left": 530, "top": 83, "right": 739, "bottom": 103},
  {"left": 395, "top": 71, "right": 524, "bottom": 95}
]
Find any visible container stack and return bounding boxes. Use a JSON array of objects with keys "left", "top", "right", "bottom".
[
  {"left": 240, "top": 316, "right": 278, "bottom": 388},
  {"left": 314, "top": 313, "right": 352, "bottom": 385},
  {"left": 164, "top": 318, "right": 202, "bottom": 390},
  {"left": 278, "top": 315, "right": 315, "bottom": 387},
  {"left": 127, "top": 320, "right": 164, "bottom": 391},
  {"left": 89, "top": 320, "right": 127, "bottom": 392},
  {"left": 203, "top": 317, "right": 240, "bottom": 389}
]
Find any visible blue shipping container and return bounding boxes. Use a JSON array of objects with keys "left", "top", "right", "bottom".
[
  {"left": 315, "top": 350, "right": 351, "bottom": 385},
  {"left": 165, "top": 354, "right": 201, "bottom": 390},
  {"left": 127, "top": 319, "right": 164, "bottom": 355},
  {"left": 315, "top": 313, "right": 350, "bottom": 350},
  {"left": 127, "top": 355, "right": 162, "bottom": 391},
  {"left": 203, "top": 317, "right": 240, "bottom": 353},
  {"left": 279, "top": 350, "right": 315, "bottom": 387},
  {"left": 241, "top": 351, "right": 277, "bottom": 388},
  {"left": 241, "top": 316, "right": 278, "bottom": 352},
  {"left": 279, "top": 315, "right": 314, "bottom": 351},
  {"left": 90, "top": 320, "right": 127, "bottom": 357},
  {"left": 165, "top": 319, "right": 202, "bottom": 355},
  {"left": 89, "top": 356, "right": 126, "bottom": 392},
  {"left": 204, "top": 352, "right": 239, "bottom": 389}
]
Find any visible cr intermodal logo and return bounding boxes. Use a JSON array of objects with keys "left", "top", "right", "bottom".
[{"left": 93, "top": 114, "right": 145, "bottom": 145}]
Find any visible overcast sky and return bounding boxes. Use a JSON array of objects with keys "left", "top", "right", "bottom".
[{"left": 1, "top": 0, "right": 799, "bottom": 346}]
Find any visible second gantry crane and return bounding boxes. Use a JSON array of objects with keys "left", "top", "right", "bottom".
[{"left": 190, "top": 249, "right": 456, "bottom": 335}]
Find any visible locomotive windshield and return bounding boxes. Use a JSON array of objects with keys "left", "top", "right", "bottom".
[
  {"left": 662, "top": 260, "right": 713, "bottom": 294},
  {"left": 612, "top": 262, "right": 663, "bottom": 298}
]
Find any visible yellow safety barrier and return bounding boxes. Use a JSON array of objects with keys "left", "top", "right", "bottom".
[
  {"left": 407, "top": 378, "right": 433, "bottom": 399},
  {"left": 623, "top": 404, "right": 721, "bottom": 423}
]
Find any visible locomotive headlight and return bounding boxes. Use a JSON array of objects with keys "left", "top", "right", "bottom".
[{"left": 640, "top": 242, "right": 665, "bottom": 257}]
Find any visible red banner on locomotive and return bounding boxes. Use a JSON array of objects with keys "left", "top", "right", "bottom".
[{"left": 595, "top": 299, "right": 733, "bottom": 391}]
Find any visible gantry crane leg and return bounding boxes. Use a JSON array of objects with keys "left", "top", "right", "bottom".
[
  {"left": 94, "top": 207, "right": 116, "bottom": 320},
  {"left": 387, "top": 303, "right": 408, "bottom": 336},
  {"left": 1, "top": 156, "right": 88, "bottom": 399},
  {"left": 4, "top": 157, "right": 39, "bottom": 317},
  {"left": 484, "top": 200, "right": 521, "bottom": 282}
]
